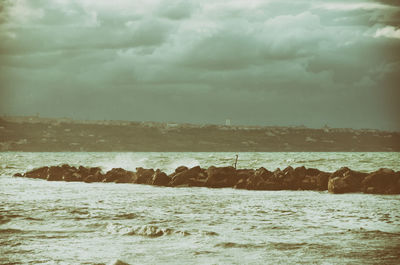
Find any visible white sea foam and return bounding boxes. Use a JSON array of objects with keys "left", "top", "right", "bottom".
[
  {"left": 165, "top": 158, "right": 200, "bottom": 173},
  {"left": 99, "top": 153, "right": 148, "bottom": 172}
]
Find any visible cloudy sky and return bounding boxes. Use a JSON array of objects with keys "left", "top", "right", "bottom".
[{"left": 0, "top": 0, "right": 399, "bottom": 130}]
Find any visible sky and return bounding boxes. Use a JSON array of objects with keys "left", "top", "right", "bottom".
[{"left": 0, "top": 0, "right": 399, "bottom": 130}]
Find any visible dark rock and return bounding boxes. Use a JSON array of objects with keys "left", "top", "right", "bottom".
[
  {"left": 246, "top": 173, "right": 267, "bottom": 190},
  {"left": 47, "top": 173, "right": 62, "bottom": 181},
  {"left": 234, "top": 169, "right": 255, "bottom": 189},
  {"left": 281, "top": 166, "right": 301, "bottom": 190},
  {"left": 294, "top": 166, "right": 307, "bottom": 178},
  {"left": 93, "top": 168, "right": 105, "bottom": 182},
  {"left": 188, "top": 178, "right": 207, "bottom": 187},
  {"left": 47, "top": 166, "right": 65, "bottom": 181},
  {"left": 205, "top": 166, "right": 237, "bottom": 188},
  {"left": 135, "top": 167, "right": 155, "bottom": 184},
  {"left": 362, "top": 168, "right": 400, "bottom": 194},
  {"left": 243, "top": 168, "right": 284, "bottom": 190},
  {"left": 272, "top": 168, "right": 283, "bottom": 179},
  {"left": 254, "top": 167, "right": 272, "bottom": 181},
  {"left": 300, "top": 171, "right": 330, "bottom": 190},
  {"left": 254, "top": 166, "right": 300, "bottom": 190},
  {"left": 240, "top": 167, "right": 273, "bottom": 190},
  {"left": 84, "top": 174, "right": 99, "bottom": 183},
  {"left": 169, "top": 171, "right": 189, "bottom": 186},
  {"left": 151, "top": 170, "right": 170, "bottom": 186},
  {"left": 175, "top": 166, "right": 189, "bottom": 174},
  {"left": 89, "top": 167, "right": 102, "bottom": 175},
  {"left": 104, "top": 168, "right": 135, "bottom": 183},
  {"left": 234, "top": 178, "right": 247, "bottom": 189},
  {"left": 77, "top": 166, "right": 97, "bottom": 179},
  {"left": 175, "top": 184, "right": 190, "bottom": 188},
  {"left": 262, "top": 181, "right": 284, "bottom": 190},
  {"left": 170, "top": 166, "right": 205, "bottom": 186},
  {"left": 316, "top": 172, "right": 330, "bottom": 190},
  {"left": 283, "top": 166, "right": 294, "bottom": 173},
  {"left": 47, "top": 165, "right": 78, "bottom": 181},
  {"left": 328, "top": 167, "right": 368, "bottom": 193},
  {"left": 189, "top": 165, "right": 202, "bottom": 174},
  {"left": 236, "top": 169, "right": 255, "bottom": 180},
  {"left": 299, "top": 175, "right": 317, "bottom": 190},
  {"left": 63, "top": 172, "right": 81, "bottom": 182},
  {"left": 78, "top": 165, "right": 89, "bottom": 174},
  {"left": 306, "top": 167, "right": 321, "bottom": 176},
  {"left": 13, "top": 164, "right": 399, "bottom": 194},
  {"left": 24, "top": 166, "right": 49, "bottom": 179}
]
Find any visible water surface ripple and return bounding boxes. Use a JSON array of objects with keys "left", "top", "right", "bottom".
[{"left": 1, "top": 152, "right": 399, "bottom": 264}]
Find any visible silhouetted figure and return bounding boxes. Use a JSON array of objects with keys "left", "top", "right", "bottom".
[{"left": 233, "top": 154, "right": 238, "bottom": 169}]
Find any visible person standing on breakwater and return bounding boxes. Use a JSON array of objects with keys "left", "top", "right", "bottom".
[{"left": 233, "top": 154, "right": 238, "bottom": 169}]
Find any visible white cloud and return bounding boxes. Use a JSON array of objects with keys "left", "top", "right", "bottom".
[
  {"left": 315, "top": 2, "right": 391, "bottom": 11},
  {"left": 374, "top": 26, "right": 400, "bottom": 39},
  {"left": 7, "top": 0, "right": 45, "bottom": 24}
]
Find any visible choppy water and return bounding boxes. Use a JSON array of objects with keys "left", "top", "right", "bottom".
[{"left": 1, "top": 152, "right": 400, "bottom": 265}]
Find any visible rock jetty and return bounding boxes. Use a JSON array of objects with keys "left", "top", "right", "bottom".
[{"left": 13, "top": 165, "right": 400, "bottom": 194}]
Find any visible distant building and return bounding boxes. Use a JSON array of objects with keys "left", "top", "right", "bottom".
[
  {"left": 323, "top": 124, "right": 330, "bottom": 133},
  {"left": 166, "top": 123, "right": 179, "bottom": 128},
  {"left": 225, "top": 119, "right": 231, "bottom": 126}
]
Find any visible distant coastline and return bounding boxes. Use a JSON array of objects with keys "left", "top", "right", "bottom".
[{"left": 0, "top": 115, "right": 399, "bottom": 152}]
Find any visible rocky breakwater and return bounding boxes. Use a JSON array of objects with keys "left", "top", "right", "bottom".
[{"left": 13, "top": 165, "right": 400, "bottom": 194}]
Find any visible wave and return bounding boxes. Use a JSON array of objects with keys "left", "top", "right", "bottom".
[
  {"left": 35, "top": 234, "right": 71, "bottom": 239},
  {"left": 199, "top": 230, "right": 219, "bottom": 236},
  {"left": 114, "top": 213, "right": 138, "bottom": 220},
  {"left": 25, "top": 217, "right": 44, "bottom": 221},
  {"left": 295, "top": 158, "right": 328, "bottom": 163},
  {"left": 215, "top": 242, "right": 265, "bottom": 249},
  {"left": 0, "top": 214, "right": 25, "bottom": 224},
  {"left": 215, "top": 241, "right": 330, "bottom": 251},
  {"left": 0, "top": 218, "right": 10, "bottom": 225},
  {"left": 193, "top": 250, "right": 216, "bottom": 255},
  {"left": 106, "top": 223, "right": 190, "bottom": 238},
  {"left": 0, "top": 228, "right": 24, "bottom": 234},
  {"left": 99, "top": 153, "right": 148, "bottom": 172},
  {"left": 165, "top": 157, "right": 200, "bottom": 173},
  {"left": 269, "top": 242, "right": 308, "bottom": 250},
  {"left": 0, "top": 241, "right": 22, "bottom": 247},
  {"left": 70, "top": 209, "right": 90, "bottom": 215},
  {"left": 322, "top": 228, "right": 400, "bottom": 240},
  {"left": 352, "top": 229, "right": 400, "bottom": 238}
]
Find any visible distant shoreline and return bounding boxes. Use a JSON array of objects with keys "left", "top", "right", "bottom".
[{"left": 1, "top": 116, "right": 399, "bottom": 152}]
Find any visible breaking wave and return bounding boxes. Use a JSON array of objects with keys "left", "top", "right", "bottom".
[{"left": 105, "top": 223, "right": 190, "bottom": 237}]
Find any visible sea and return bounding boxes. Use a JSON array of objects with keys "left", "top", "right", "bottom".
[{"left": 1, "top": 152, "right": 400, "bottom": 265}]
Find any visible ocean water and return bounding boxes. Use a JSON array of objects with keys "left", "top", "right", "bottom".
[{"left": 1, "top": 152, "right": 400, "bottom": 265}]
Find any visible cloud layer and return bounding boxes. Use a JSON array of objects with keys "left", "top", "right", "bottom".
[{"left": 1, "top": 0, "right": 399, "bottom": 130}]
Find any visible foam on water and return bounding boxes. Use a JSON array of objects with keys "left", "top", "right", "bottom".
[
  {"left": 99, "top": 153, "right": 148, "bottom": 172},
  {"left": 165, "top": 157, "right": 200, "bottom": 173},
  {"left": 106, "top": 223, "right": 190, "bottom": 237}
]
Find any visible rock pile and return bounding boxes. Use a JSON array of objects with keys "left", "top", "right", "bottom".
[{"left": 13, "top": 165, "right": 400, "bottom": 194}]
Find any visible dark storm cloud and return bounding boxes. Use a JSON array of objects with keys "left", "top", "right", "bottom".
[
  {"left": 0, "top": 19, "right": 172, "bottom": 55},
  {"left": 376, "top": 0, "right": 400, "bottom": 7},
  {"left": 307, "top": 37, "right": 400, "bottom": 83},
  {"left": 0, "top": 0, "right": 399, "bottom": 130}
]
